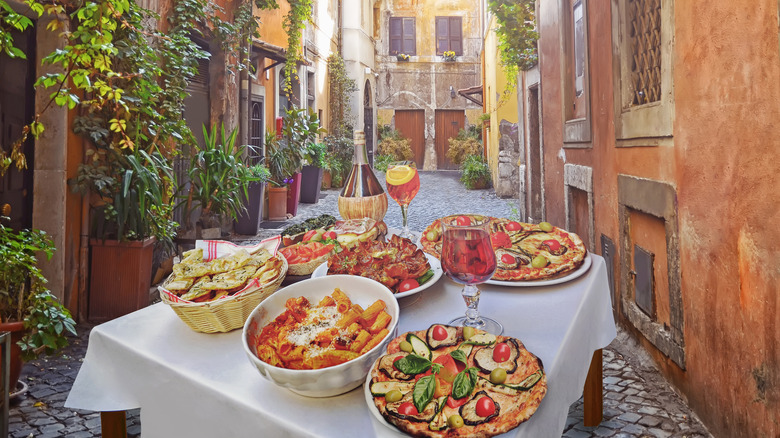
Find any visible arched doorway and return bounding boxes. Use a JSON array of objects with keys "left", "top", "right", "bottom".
[{"left": 363, "top": 81, "right": 374, "bottom": 165}]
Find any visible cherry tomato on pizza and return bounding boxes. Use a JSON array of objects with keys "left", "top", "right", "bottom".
[
  {"left": 501, "top": 253, "right": 516, "bottom": 265},
  {"left": 456, "top": 215, "right": 472, "bottom": 226},
  {"left": 398, "top": 402, "right": 419, "bottom": 416},
  {"left": 493, "top": 342, "right": 511, "bottom": 362},
  {"left": 475, "top": 396, "right": 496, "bottom": 417},
  {"left": 506, "top": 221, "right": 522, "bottom": 231}
]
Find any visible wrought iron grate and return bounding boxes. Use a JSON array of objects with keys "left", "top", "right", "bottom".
[{"left": 628, "top": 0, "right": 662, "bottom": 105}]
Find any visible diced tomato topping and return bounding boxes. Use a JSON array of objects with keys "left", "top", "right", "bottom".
[
  {"left": 434, "top": 354, "right": 459, "bottom": 383},
  {"left": 302, "top": 229, "right": 318, "bottom": 241},
  {"left": 493, "top": 342, "right": 511, "bottom": 362},
  {"left": 446, "top": 395, "right": 469, "bottom": 409},
  {"left": 398, "top": 402, "right": 419, "bottom": 416},
  {"left": 431, "top": 325, "right": 449, "bottom": 341},
  {"left": 475, "top": 396, "right": 496, "bottom": 417},
  {"left": 506, "top": 221, "right": 522, "bottom": 231},
  {"left": 323, "top": 230, "right": 337, "bottom": 240}
]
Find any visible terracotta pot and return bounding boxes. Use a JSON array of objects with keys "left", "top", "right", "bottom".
[
  {"left": 267, "top": 186, "right": 288, "bottom": 221},
  {"left": 0, "top": 321, "right": 25, "bottom": 388},
  {"left": 286, "top": 172, "right": 302, "bottom": 216},
  {"left": 88, "top": 237, "right": 155, "bottom": 322},
  {"left": 321, "top": 170, "right": 332, "bottom": 189}
]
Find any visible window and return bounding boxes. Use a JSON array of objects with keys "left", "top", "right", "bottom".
[
  {"left": 611, "top": 0, "right": 674, "bottom": 145},
  {"left": 389, "top": 17, "right": 416, "bottom": 55},
  {"left": 435, "top": 17, "right": 463, "bottom": 55},
  {"left": 560, "top": 0, "right": 591, "bottom": 145}
]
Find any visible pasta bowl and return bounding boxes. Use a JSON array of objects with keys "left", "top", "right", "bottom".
[{"left": 242, "top": 275, "right": 400, "bottom": 397}]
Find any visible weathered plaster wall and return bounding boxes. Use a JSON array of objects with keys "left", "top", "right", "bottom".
[{"left": 536, "top": 0, "right": 780, "bottom": 436}]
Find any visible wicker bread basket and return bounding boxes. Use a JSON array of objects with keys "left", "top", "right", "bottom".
[{"left": 160, "top": 254, "right": 288, "bottom": 333}]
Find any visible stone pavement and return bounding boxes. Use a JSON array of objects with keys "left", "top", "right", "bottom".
[{"left": 10, "top": 171, "right": 713, "bottom": 437}]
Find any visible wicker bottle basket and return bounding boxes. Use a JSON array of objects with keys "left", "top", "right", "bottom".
[{"left": 159, "top": 255, "right": 288, "bottom": 333}]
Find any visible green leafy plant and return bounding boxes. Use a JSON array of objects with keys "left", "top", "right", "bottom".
[
  {"left": 265, "top": 132, "right": 296, "bottom": 187},
  {"left": 373, "top": 154, "right": 395, "bottom": 173},
  {"left": 281, "top": 0, "right": 313, "bottom": 96},
  {"left": 460, "top": 154, "right": 493, "bottom": 190},
  {"left": 487, "top": 0, "right": 538, "bottom": 95},
  {"left": 0, "top": 217, "right": 76, "bottom": 361},
  {"left": 322, "top": 135, "right": 354, "bottom": 187},
  {"left": 180, "top": 124, "right": 269, "bottom": 228},
  {"left": 327, "top": 53, "right": 357, "bottom": 137},
  {"left": 443, "top": 50, "right": 457, "bottom": 61},
  {"left": 446, "top": 128, "right": 483, "bottom": 166},
  {"left": 303, "top": 142, "right": 328, "bottom": 168},
  {"left": 280, "top": 105, "right": 325, "bottom": 172}
]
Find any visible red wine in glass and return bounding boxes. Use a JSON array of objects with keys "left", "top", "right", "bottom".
[
  {"left": 441, "top": 229, "right": 496, "bottom": 284},
  {"left": 440, "top": 214, "right": 503, "bottom": 335}
]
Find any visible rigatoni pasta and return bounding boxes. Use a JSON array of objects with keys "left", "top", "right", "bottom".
[{"left": 253, "top": 288, "right": 392, "bottom": 370}]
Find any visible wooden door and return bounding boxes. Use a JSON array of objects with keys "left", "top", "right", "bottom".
[
  {"left": 394, "top": 110, "right": 425, "bottom": 168},
  {"left": 435, "top": 110, "right": 465, "bottom": 170}
]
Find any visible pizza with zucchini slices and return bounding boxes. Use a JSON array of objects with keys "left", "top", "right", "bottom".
[
  {"left": 368, "top": 325, "right": 546, "bottom": 437},
  {"left": 419, "top": 217, "right": 587, "bottom": 282}
]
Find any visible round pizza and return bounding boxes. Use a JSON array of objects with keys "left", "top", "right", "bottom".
[
  {"left": 368, "top": 325, "right": 547, "bottom": 437},
  {"left": 419, "top": 217, "right": 587, "bottom": 282}
]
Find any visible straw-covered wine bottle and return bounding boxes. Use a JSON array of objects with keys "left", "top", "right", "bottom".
[{"left": 338, "top": 130, "right": 388, "bottom": 221}]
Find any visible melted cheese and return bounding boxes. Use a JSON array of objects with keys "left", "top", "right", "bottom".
[{"left": 286, "top": 306, "right": 341, "bottom": 346}]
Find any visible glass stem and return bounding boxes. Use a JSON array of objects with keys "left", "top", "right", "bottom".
[
  {"left": 400, "top": 204, "right": 409, "bottom": 236},
  {"left": 461, "top": 283, "right": 481, "bottom": 327}
]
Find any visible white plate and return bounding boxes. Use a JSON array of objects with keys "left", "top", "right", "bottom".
[
  {"left": 311, "top": 253, "right": 443, "bottom": 299},
  {"left": 486, "top": 252, "right": 593, "bottom": 287},
  {"left": 363, "top": 359, "right": 406, "bottom": 437}
]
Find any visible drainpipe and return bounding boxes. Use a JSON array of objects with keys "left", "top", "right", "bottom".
[{"left": 78, "top": 136, "right": 90, "bottom": 322}]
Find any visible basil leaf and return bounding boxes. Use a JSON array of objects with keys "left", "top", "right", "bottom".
[
  {"left": 431, "top": 363, "right": 443, "bottom": 374},
  {"left": 449, "top": 349, "right": 468, "bottom": 365},
  {"left": 413, "top": 375, "right": 435, "bottom": 414},
  {"left": 452, "top": 367, "right": 478, "bottom": 400},
  {"left": 394, "top": 354, "right": 432, "bottom": 375}
]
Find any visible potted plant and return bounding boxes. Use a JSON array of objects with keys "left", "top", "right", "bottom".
[
  {"left": 180, "top": 123, "right": 269, "bottom": 237},
  {"left": 460, "top": 154, "right": 493, "bottom": 190},
  {"left": 264, "top": 132, "right": 295, "bottom": 221},
  {"left": 322, "top": 135, "right": 354, "bottom": 188},
  {"left": 279, "top": 106, "right": 325, "bottom": 214},
  {"left": 0, "top": 215, "right": 77, "bottom": 388},
  {"left": 396, "top": 53, "right": 410, "bottom": 61},
  {"left": 443, "top": 50, "right": 457, "bottom": 62}
]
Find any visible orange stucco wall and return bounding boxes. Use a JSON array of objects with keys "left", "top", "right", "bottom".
[{"left": 536, "top": 0, "right": 780, "bottom": 436}]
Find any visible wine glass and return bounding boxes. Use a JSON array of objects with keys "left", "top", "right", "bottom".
[
  {"left": 385, "top": 161, "right": 420, "bottom": 239},
  {"left": 440, "top": 214, "right": 503, "bottom": 335}
]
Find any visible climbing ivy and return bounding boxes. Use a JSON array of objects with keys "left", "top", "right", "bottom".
[
  {"left": 327, "top": 53, "right": 357, "bottom": 137},
  {"left": 281, "top": 0, "right": 312, "bottom": 96},
  {"left": 487, "top": 0, "right": 538, "bottom": 94}
]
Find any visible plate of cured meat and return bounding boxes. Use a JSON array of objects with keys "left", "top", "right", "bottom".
[{"left": 311, "top": 234, "right": 443, "bottom": 299}]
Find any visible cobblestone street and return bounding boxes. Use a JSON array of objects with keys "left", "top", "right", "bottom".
[{"left": 10, "top": 171, "right": 714, "bottom": 437}]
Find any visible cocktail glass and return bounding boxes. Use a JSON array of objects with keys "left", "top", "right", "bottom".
[{"left": 385, "top": 161, "right": 420, "bottom": 239}]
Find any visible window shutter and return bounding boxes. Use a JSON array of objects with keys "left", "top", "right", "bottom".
[
  {"left": 436, "top": 17, "right": 448, "bottom": 54},
  {"left": 402, "top": 18, "right": 416, "bottom": 55},
  {"left": 389, "top": 17, "right": 402, "bottom": 54},
  {"left": 450, "top": 17, "right": 463, "bottom": 55}
]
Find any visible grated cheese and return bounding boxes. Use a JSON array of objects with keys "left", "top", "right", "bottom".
[{"left": 286, "top": 306, "right": 340, "bottom": 346}]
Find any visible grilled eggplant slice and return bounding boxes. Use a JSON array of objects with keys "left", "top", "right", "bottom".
[{"left": 473, "top": 338, "right": 520, "bottom": 374}]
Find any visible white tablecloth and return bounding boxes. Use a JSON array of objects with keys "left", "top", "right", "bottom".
[{"left": 66, "top": 255, "right": 616, "bottom": 438}]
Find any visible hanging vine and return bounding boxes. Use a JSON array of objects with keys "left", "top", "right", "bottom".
[
  {"left": 327, "top": 53, "right": 357, "bottom": 137},
  {"left": 281, "top": 0, "right": 313, "bottom": 96},
  {"left": 487, "top": 0, "right": 538, "bottom": 97}
]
